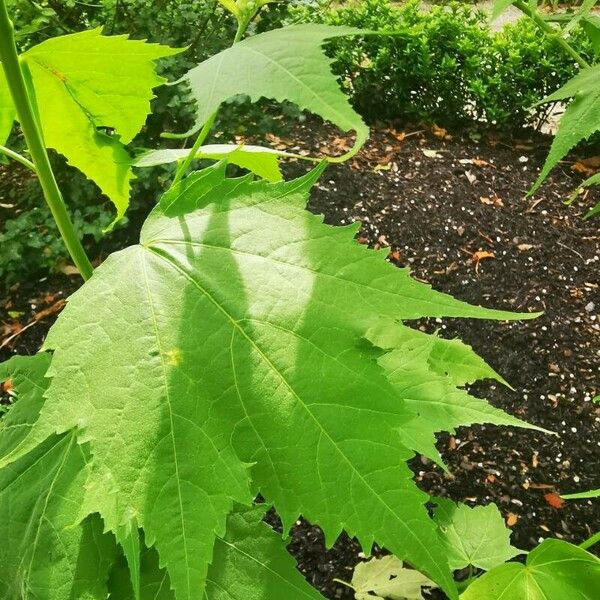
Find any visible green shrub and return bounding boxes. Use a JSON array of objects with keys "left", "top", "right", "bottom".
[
  {"left": 471, "top": 17, "right": 596, "bottom": 126},
  {"left": 289, "top": 0, "right": 595, "bottom": 129}
]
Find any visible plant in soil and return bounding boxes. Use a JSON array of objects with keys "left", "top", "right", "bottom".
[{"left": 0, "top": 1, "right": 585, "bottom": 599}]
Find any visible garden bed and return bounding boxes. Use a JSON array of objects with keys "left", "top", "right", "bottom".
[{"left": 1, "top": 123, "right": 598, "bottom": 599}]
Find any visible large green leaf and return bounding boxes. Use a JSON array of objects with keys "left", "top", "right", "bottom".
[
  {"left": 460, "top": 539, "right": 600, "bottom": 600},
  {"left": 179, "top": 25, "right": 369, "bottom": 157},
  {"left": 432, "top": 499, "right": 521, "bottom": 572},
  {"left": 19, "top": 29, "right": 180, "bottom": 221},
  {"left": 0, "top": 435, "right": 117, "bottom": 600},
  {"left": 0, "top": 65, "right": 15, "bottom": 145},
  {"left": 0, "top": 354, "right": 117, "bottom": 600},
  {"left": 532, "top": 65, "right": 600, "bottom": 194},
  {"left": 3, "top": 165, "right": 536, "bottom": 599}
]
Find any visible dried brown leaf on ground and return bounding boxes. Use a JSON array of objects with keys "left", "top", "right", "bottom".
[
  {"left": 544, "top": 492, "right": 565, "bottom": 510},
  {"left": 506, "top": 512, "right": 519, "bottom": 527}
]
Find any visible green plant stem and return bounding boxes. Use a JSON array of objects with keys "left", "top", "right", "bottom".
[
  {"left": 233, "top": 19, "right": 246, "bottom": 44},
  {"left": 0, "top": 0, "right": 94, "bottom": 280},
  {"left": 170, "top": 18, "right": 247, "bottom": 186},
  {"left": 171, "top": 111, "right": 217, "bottom": 187},
  {"left": 456, "top": 564, "right": 477, "bottom": 592},
  {"left": 513, "top": 0, "right": 591, "bottom": 69},
  {"left": 0, "top": 144, "right": 36, "bottom": 171},
  {"left": 580, "top": 530, "right": 600, "bottom": 551},
  {"left": 331, "top": 577, "right": 354, "bottom": 591}
]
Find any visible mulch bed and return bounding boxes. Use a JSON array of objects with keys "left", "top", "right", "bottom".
[{"left": 1, "top": 123, "right": 599, "bottom": 599}]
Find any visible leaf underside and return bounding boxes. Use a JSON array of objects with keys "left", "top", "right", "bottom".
[
  {"left": 351, "top": 555, "right": 435, "bottom": 600},
  {"left": 180, "top": 25, "right": 369, "bottom": 156},
  {"left": 134, "top": 144, "right": 286, "bottom": 182},
  {"left": 0, "top": 165, "right": 540, "bottom": 600}
]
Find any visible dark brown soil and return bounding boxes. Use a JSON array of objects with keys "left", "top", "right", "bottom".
[{"left": 1, "top": 124, "right": 599, "bottom": 599}]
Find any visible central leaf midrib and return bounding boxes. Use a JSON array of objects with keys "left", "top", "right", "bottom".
[
  {"left": 141, "top": 252, "right": 192, "bottom": 599},
  {"left": 146, "top": 245, "right": 446, "bottom": 581}
]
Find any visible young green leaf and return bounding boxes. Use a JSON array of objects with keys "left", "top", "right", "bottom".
[
  {"left": 580, "top": 171, "right": 600, "bottom": 218},
  {"left": 179, "top": 25, "right": 369, "bottom": 158},
  {"left": 19, "top": 29, "right": 180, "bottom": 222},
  {"left": 351, "top": 556, "right": 436, "bottom": 600},
  {"left": 561, "top": 488, "right": 600, "bottom": 500},
  {"left": 134, "top": 144, "right": 288, "bottom": 182},
  {"left": 532, "top": 65, "right": 600, "bottom": 194},
  {"left": 460, "top": 539, "right": 600, "bottom": 599},
  {"left": 0, "top": 65, "right": 15, "bottom": 144},
  {"left": 6, "top": 166, "right": 536, "bottom": 599},
  {"left": 432, "top": 499, "right": 522, "bottom": 572}
]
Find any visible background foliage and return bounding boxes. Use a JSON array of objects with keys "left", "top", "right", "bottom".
[
  {"left": 1, "top": 0, "right": 597, "bottom": 288},
  {"left": 288, "top": 0, "right": 595, "bottom": 127}
]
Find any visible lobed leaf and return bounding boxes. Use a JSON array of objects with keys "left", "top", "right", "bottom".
[
  {"left": 179, "top": 25, "right": 369, "bottom": 158},
  {"left": 20, "top": 29, "right": 180, "bottom": 222},
  {"left": 0, "top": 354, "right": 117, "bottom": 599},
  {"left": 367, "top": 321, "right": 545, "bottom": 467},
  {"left": 460, "top": 539, "right": 600, "bottom": 599},
  {"left": 1, "top": 165, "right": 539, "bottom": 599},
  {"left": 206, "top": 506, "right": 326, "bottom": 600}
]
